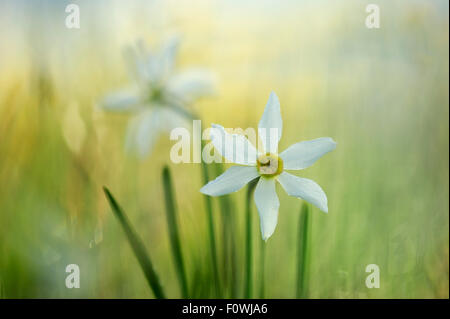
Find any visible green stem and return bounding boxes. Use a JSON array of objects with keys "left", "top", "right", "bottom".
[
  {"left": 162, "top": 166, "right": 189, "bottom": 298},
  {"left": 166, "top": 102, "right": 219, "bottom": 297},
  {"left": 259, "top": 240, "right": 266, "bottom": 298},
  {"left": 244, "top": 179, "right": 258, "bottom": 298},
  {"left": 168, "top": 103, "right": 221, "bottom": 297},
  {"left": 103, "top": 187, "right": 166, "bottom": 299},
  {"left": 214, "top": 162, "right": 238, "bottom": 298},
  {"left": 296, "top": 203, "right": 310, "bottom": 299},
  {"left": 200, "top": 145, "right": 221, "bottom": 297}
]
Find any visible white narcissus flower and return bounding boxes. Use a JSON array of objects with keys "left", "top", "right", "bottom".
[
  {"left": 101, "top": 37, "right": 215, "bottom": 158},
  {"left": 200, "top": 92, "right": 336, "bottom": 241}
]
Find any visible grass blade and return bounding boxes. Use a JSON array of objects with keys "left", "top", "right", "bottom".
[
  {"left": 244, "top": 179, "right": 258, "bottom": 298},
  {"left": 162, "top": 166, "right": 189, "bottom": 298},
  {"left": 200, "top": 140, "right": 221, "bottom": 297},
  {"left": 103, "top": 186, "right": 166, "bottom": 299},
  {"left": 214, "top": 162, "right": 238, "bottom": 298},
  {"left": 296, "top": 203, "right": 310, "bottom": 298}
]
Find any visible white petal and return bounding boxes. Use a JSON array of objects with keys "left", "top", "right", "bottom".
[
  {"left": 156, "top": 36, "right": 180, "bottom": 80},
  {"left": 254, "top": 178, "right": 280, "bottom": 241},
  {"left": 158, "top": 106, "right": 190, "bottom": 131},
  {"left": 167, "top": 69, "right": 216, "bottom": 101},
  {"left": 124, "top": 37, "right": 179, "bottom": 84},
  {"left": 210, "top": 124, "right": 259, "bottom": 166},
  {"left": 125, "top": 109, "right": 161, "bottom": 158},
  {"left": 258, "top": 91, "right": 282, "bottom": 154},
  {"left": 102, "top": 88, "right": 141, "bottom": 112},
  {"left": 280, "top": 137, "right": 336, "bottom": 170},
  {"left": 123, "top": 40, "right": 151, "bottom": 82},
  {"left": 277, "top": 172, "right": 328, "bottom": 213},
  {"left": 200, "top": 166, "right": 259, "bottom": 196}
]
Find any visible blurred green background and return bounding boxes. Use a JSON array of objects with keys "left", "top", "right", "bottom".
[{"left": 0, "top": 0, "right": 448, "bottom": 298}]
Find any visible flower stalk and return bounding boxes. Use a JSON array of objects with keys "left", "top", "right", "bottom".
[
  {"left": 214, "top": 162, "right": 238, "bottom": 298},
  {"left": 200, "top": 140, "right": 221, "bottom": 297},
  {"left": 259, "top": 240, "right": 266, "bottom": 298},
  {"left": 244, "top": 179, "right": 258, "bottom": 298},
  {"left": 162, "top": 166, "right": 189, "bottom": 298},
  {"left": 296, "top": 203, "right": 310, "bottom": 299}
]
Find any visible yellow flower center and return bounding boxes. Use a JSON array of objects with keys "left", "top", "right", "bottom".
[{"left": 256, "top": 153, "right": 283, "bottom": 177}]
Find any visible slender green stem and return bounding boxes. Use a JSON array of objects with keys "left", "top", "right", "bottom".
[
  {"left": 229, "top": 228, "right": 238, "bottom": 299},
  {"left": 168, "top": 102, "right": 221, "bottom": 297},
  {"left": 215, "top": 163, "right": 229, "bottom": 289},
  {"left": 296, "top": 203, "right": 310, "bottom": 299},
  {"left": 259, "top": 240, "right": 266, "bottom": 298},
  {"left": 164, "top": 102, "right": 218, "bottom": 296},
  {"left": 103, "top": 186, "right": 166, "bottom": 299},
  {"left": 200, "top": 143, "right": 221, "bottom": 297},
  {"left": 244, "top": 179, "right": 258, "bottom": 298},
  {"left": 214, "top": 162, "right": 238, "bottom": 298},
  {"left": 162, "top": 166, "right": 189, "bottom": 298}
]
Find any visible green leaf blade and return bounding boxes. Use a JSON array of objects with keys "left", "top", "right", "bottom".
[
  {"left": 103, "top": 186, "right": 166, "bottom": 299},
  {"left": 162, "top": 166, "right": 189, "bottom": 298}
]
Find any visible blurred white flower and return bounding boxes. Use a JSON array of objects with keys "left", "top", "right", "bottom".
[
  {"left": 200, "top": 92, "right": 336, "bottom": 240},
  {"left": 101, "top": 37, "right": 215, "bottom": 158},
  {"left": 62, "top": 102, "right": 86, "bottom": 154}
]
